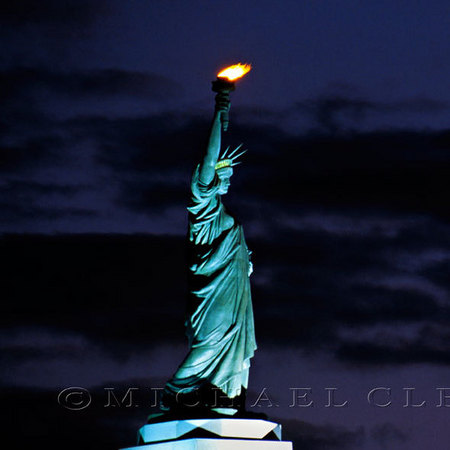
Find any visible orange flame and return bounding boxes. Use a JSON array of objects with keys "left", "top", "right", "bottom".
[{"left": 217, "top": 63, "right": 252, "bottom": 81}]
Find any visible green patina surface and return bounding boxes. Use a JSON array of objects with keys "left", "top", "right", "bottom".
[{"left": 163, "top": 93, "right": 256, "bottom": 407}]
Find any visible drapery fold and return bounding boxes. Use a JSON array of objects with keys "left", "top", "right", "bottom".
[{"left": 165, "top": 166, "right": 256, "bottom": 399}]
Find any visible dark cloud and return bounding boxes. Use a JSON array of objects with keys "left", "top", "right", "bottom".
[
  {"left": 0, "top": 67, "right": 181, "bottom": 104},
  {"left": 1, "top": 179, "right": 85, "bottom": 196},
  {"left": 85, "top": 114, "right": 209, "bottom": 173},
  {"left": 0, "top": 0, "right": 107, "bottom": 29},
  {"left": 0, "top": 202, "right": 95, "bottom": 224},
  {"left": 116, "top": 179, "right": 187, "bottom": 214},
  {"left": 370, "top": 423, "right": 408, "bottom": 449},
  {"left": 0, "top": 136, "right": 61, "bottom": 172},
  {"left": 0, "top": 180, "right": 93, "bottom": 223},
  {"left": 0, "top": 69, "right": 182, "bottom": 228},
  {"left": 297, "top": 96, "right": 375, "bottom": 134},
  {"left": 296, "top": 95, "right": 449, "bottom": 134},
  {"left": 0, "top": 234, "right": 187, "bottom": 353},
  {"left": 0, "top": 67, "right": 179, "bottom": 172},
  {"left": 70, "top": 114, "right": 209, "bottom": 214},
  {"left": 1, "top": 73, "right": 448, "bottom": 228},
  {"left": 0, "top": 335, "right": 88, "bottom": 364},
  {"left": 0, "top": 385, "right": 143, "bottom": 450},
  {"left": 423, "top": 258, "right": 450, "bottom": 288},
  {"left": 235, "top": 127, "right": 450, "bottom": 220},
  {"left": 337, "top": 324, "right": 450, "bottom": 366},
  {"left": 67, "top": 110, "right": 450, "bottom": 219},
  {"left": 389, "top": 98, "right": 449, "bottom": 114},
  {"left": 0, "top": 1, "right": 111, "bottom": 67},
  {"left": 282, "top": 419, "right": 365, "bottom": 450},
  {"left": 248, "top": 209, "right": 449, "bottom": 363},
  {"left": 2, "top": 226, "right": 449, "bottom": 367}
]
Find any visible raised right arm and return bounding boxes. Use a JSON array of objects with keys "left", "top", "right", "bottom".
[{"left": 198, "top": 93, "right": 230, "bottom": 185}]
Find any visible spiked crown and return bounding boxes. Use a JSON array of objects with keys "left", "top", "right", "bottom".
[{"left": 214, "top": 144, "right": 247, "bottom": 170}]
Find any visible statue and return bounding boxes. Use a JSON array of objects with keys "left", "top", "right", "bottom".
[
  {"left": 160, "top": 90, "right": 257, "bottom": 416},
  {"left": 122, "top": 66, "right": 293, "bottom": 448}
]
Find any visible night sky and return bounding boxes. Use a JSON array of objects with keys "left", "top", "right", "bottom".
[{"left": 1, "top": 1, "right": 450, "bottom": 449}]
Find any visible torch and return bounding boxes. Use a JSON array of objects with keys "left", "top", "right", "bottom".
[{"left": 212, "top": 63, "right": 252, "bottom": 131}]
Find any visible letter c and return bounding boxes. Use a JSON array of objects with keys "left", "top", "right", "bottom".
[{"left": 367, "top": 387, "right": 391, "bottom": 407}]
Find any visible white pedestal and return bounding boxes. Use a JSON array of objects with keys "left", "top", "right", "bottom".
[
  {"left": 120, "top": 418, "right": 293, "bottom": 449},
  {"left": 122, "top": 439, "right": 292, "bottom": 449}
]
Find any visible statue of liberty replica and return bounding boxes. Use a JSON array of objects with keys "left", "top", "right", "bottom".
[
  {"left": 161, "top": 76, "right": 256, "bottom": 417},
  {"left": 121, "top": 65, "right": 293, "bottom": 449}
]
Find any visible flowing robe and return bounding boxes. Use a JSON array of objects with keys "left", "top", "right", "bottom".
[{"left": 165, "top": 166, "right": 257, "bottom": 399}]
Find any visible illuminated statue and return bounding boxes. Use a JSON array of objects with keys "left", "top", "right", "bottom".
[
  {"left": 127, "top": 66, "right": 293, "bottom": 448},
  {"left": 161, "top": 90, "right": 256, "bottom": 415}
]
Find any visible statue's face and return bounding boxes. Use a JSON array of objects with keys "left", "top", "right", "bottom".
[{"left": 216, "top": 167, "right": 233, "bottom": 195}]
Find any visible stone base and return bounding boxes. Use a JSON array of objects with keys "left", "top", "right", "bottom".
[
  {"left": 122, "top": 439, "right": 292, "bottom": 449},
  {"left": 120, "top": 418, "right": 292, "bottom": 450}
]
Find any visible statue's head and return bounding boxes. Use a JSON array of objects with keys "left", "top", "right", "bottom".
[
  {"left": 214, "top": 144, "right": 246, "bottom": 195},
  {"left": 216, "top": 166, "right": 233, "bottom": 194}
]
